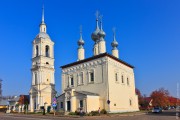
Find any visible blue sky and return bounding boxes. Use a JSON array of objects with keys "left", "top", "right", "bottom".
[{"left": 0, "top": 0, "right": 179, "bottom": 97}]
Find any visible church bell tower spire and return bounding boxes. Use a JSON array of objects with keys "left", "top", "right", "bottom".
[
  {"left": 42, "top": 4, "right": 45, "bottom": 23},
  {"left": 40, "top": 4, "right": 46, "bottom": 33}
]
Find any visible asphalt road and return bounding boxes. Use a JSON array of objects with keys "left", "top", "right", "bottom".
[{"left": 0, "top": 109, "right": 179, "bottom": 120}]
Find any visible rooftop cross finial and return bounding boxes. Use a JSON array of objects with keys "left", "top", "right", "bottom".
[
  {"left": 99, "top": 15, "right": 103, "bottom": 30},
  {"left": 80, "top": 25, "right": 83, "bottom": 39},
  {"left": 112, "top": 27, "right": 116, "bottom": 41},
  {"left": 95, "top": 10, "right": 99, "bottom": 29},
  {"left": 42, "top": 4, "right": 44, "bottom": 23},
  {"left": 95, "top": 10, "right": 99, "bottom": 20}
]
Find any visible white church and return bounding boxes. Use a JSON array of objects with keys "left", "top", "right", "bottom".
[{"left": 29, "top": 7, "right": 139, "bottom": 113}]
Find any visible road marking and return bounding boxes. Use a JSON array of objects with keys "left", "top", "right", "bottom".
[{"left": 2, "top": 115, "right": 52, "bottom": 120}]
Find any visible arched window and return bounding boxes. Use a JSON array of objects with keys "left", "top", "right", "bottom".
[
  {"left": 121, "top": 75, "right": 124, "bottom": 83},
  {"left": 36, "top": 45, "right": 39, "bottom": 57},
  {"left": 90, "top": 72, "right": 94, "bottom": 82},
  {"left": 70, "top": 75, "right": 74, "bottom": 86},
  {"left": 45, "top": 45, "right": 50, "bottom": 57},
  {"left": 115, "top": 73, "right": 118, "bottom": 82},
  {"left": 129, "top": 99, "right": 132, "bottom": 106},
  {"left": 80, "top": 73, "right": 83, "bottom": 84},
  {"left": 127, "top": 78, "right": 129, "bottom": 85}
]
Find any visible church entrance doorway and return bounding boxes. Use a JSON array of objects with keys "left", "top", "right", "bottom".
[{"left": 67, "top": 101, "right": 71, "bottom": 111}]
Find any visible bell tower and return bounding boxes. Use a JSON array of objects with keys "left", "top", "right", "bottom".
[{"left": 29, "top": 5, "right": 56, "bottom": 112}]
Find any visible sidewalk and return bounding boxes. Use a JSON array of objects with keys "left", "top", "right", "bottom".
[{"left": 0, "top": 111, "right": 147, "bottom": 119}]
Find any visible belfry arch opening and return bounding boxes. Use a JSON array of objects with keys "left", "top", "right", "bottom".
[
  {"left": 36, "top": 45, "right": 39, "bottom": 57},
  {"left": 45, "top": 45, "right": 50, "bottom": 57}
]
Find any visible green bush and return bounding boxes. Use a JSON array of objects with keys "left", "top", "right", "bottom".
[
  {"left": 69, "top": 111, "right": 85, "bottom": 116},
  {"left": 69, "top": 112, "right": 77, "bottom": 115},
  {"left": 75, "top": 110, "right": 80, "bottom": 115},
  {"left": 90, "top": 111, "right": 99, "bottom": 116},
  {"left": 100, "top": 109, "right": 107, "bottom": 114},
  {"left": 48, "top": 111, "right": 54, "bottom": 114}
]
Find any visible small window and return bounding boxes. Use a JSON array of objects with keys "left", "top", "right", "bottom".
[
  {"left": 115, "top": 73, "right": 118, "bottom": 82},
  {"left": 81, "top": 73, "right": 83, "bottom": 84},
  {"left": 129, "top": 99, "right": 132, "bottom": 106},
  {"left": 46, "top": 62, "right": 49, "bottom": 65},
  {"left": 78, "top": 73, "right": 83, "bottom": 85},
  {"left": 70, "top": 76, "right": 74, "bottom": 86},
  {"left": 121, "top": 75, "right": 124, "bottom": 83},
  {"left": 80, "top": 100, "right": 83, "bottom": 108},
  {"left": 47, "top": 79, "right": 48, "bottom": 81},
  {"left": 90, "top": 72, "right": 94, "bottom": 82},
  {"left": 60, "top": 102, "right": 63, "bottom": 108},
  {"left": 127, "top": 78, "right": 129, "bottom": 85}
]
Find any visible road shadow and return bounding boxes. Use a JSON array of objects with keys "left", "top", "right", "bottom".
[{"left": 146, "top": 110, "right": 179, "bottom": 117}]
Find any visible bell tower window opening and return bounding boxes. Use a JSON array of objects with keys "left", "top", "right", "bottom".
[
  {"left": 45, "top": 45, "right": 50, "bottom": 57},
  {"left": 35, "top": 73, "right": 38, "bottom": 85},
  {"left": 36, "top": 45, "right": 39, "bottom": 57}
]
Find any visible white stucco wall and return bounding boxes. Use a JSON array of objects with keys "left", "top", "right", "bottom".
[
  {"left": 107, "top": 57, "right": 139, "bottom": 112},
  {"left": 61, "top": 55, "right": 139, "bottom": 113}
]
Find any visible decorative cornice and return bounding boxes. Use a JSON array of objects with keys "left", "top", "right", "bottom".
[
  {"left": 61, "top": 53, "right": 134, "bottom": 69},
  {"left": 31, "top": 66, "right": 54, "bottom": 71},
  {"left": 62, "top": 57, "right": 107, "bottom": 74}
]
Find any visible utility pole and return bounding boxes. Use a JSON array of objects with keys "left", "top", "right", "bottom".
[{"left": 0, "top": 79, "right": 2, "bottom": 100}]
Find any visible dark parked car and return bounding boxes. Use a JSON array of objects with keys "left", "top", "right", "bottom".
[{"left": 152, "top": 107, "right": 162, "bottom": 113}]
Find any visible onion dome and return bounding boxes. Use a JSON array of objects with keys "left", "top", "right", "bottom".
[
  {"left": 91, "top": 28, "right": 100, "bottom": 42},
  {"left": 111, "top": 29, "right": 118, "bottom": 49},
  {"left": 98, "top": 29, "right": 106, "bottom": 38},
  {"left": 78, "top": 26, "right": 85, "bottom": 48},
  {"left": 98, "top": 15, "right": 106, "bottom": 40},
  {"left": 91, "top": 11, "right": 100, "bottom": 42}
]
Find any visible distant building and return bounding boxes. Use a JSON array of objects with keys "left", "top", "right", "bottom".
[
  {"left": 57, "top": 12, "right": 139, "bottom": 113},
  {"left": 18, "top": 95, "right": 29, "bottom": 112},
  {"left": 0, "top": 99, "right": 7, "bottom": 110},
  {"left": 6, "top": 95, "right": 29, "bottom": 113},
  {"left": 8, "top": 96, "right": 20, "bottom": 112},
  {"left": 29, "top": 6, "right": 56, "bottom": 112}
]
